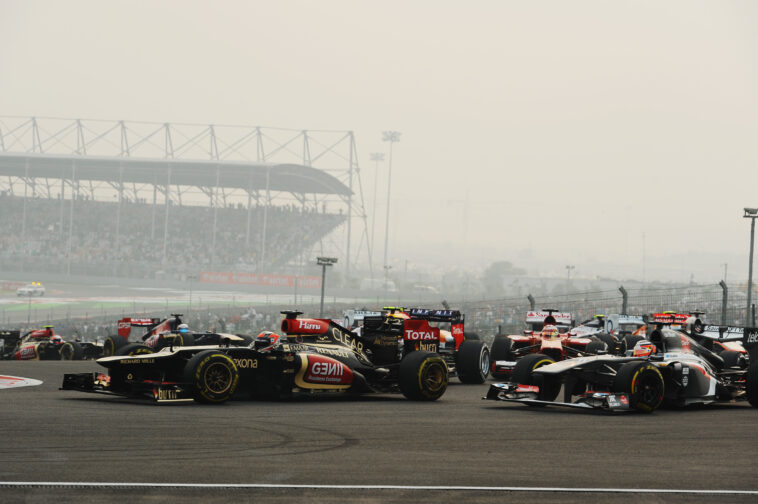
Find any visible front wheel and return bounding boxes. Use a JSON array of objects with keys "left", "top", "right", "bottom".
[
  {"left": 455, "top": 340, "right": 490, "bottom": 384},
  {"left": 613, "top": 361, "right": 664, "bottom": 413},
  {"left": 102, "top": 335, "right": 128, "bottom": 357},
  {"left": 511, "top": 353, "right": 559, "bottom": 402},
  {"left": 183, "top": 351, "right": 240, "bottom": 404},
  {"left": 399, "top": 351, "right": 448, "bottom": 401}
]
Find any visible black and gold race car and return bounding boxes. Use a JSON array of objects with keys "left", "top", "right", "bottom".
[{"left": 61, "top": 311, "right": 449, "bottom": 404}]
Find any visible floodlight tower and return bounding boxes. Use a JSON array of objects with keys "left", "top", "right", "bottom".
[{"left": 744, "top": 208, "right": 758, "bottom": 325}]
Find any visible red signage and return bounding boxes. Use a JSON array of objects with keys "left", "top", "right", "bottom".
[{"left": 200, "top": 272, "right": 321, "bottom": 289}]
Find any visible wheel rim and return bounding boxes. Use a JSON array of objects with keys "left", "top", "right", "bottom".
[
  {"left": 480, "top": 350, "right": 490, "bottom": 376},
  {"left": 60, "top": 344, "right": 72, "bottom": 360},
  {"left": 204, "top": 362, "right": 233, "bottom": 394},
  {"left": 637, "top": 372, "right": 663, "bottom": 407},
  {"left": 421, "top": 361, "right": 446, "bottom": 393}
]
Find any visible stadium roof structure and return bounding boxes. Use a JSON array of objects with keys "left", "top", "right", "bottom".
[{"left": 0, "top": 153, "right": 351, "bottom": 196}]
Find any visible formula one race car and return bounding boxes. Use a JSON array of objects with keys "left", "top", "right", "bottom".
[
  {"left": 102, "top": 314, "right": 250, "bottom": 356},
  {"left": 490, "top": 310, "right": 605, "bottom": 380},
  {"left": 360, "top": 307, "right": 490, "bottom": 383},
  {"left": 568, "top": 314, "right": 645, "bottom": 355},
  {"left": 486, "top": 321, "right": 758, "bottom": 413},
  {"left": 61, "top": 311, "right": 449, "bottom": 404},
  {"left": 1, "top": 326, "right": 100, "bottom": 360}
]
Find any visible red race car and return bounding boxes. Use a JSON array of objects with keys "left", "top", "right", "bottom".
[{"left": 490, "top": 309, "right": 607, "bottom": 381}]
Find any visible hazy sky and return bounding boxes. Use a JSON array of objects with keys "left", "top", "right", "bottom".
[{"left": 1, "top": 1, "right": 757, "bottom": 283}]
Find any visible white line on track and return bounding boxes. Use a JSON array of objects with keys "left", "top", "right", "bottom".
[{"left": 1, "top": 483, "right": 756, "bottom": 495}]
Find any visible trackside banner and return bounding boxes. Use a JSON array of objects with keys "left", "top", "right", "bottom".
[{"left": 200, "top": 272, "right": 321, "bottom": 289}]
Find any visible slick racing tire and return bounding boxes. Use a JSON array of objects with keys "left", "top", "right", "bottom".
[
  {"left": 455, "top": 340, "right": 490, "bottom": 384},
  {"left": 173, "top": 333, "right": 195, "bottom": 347},
  {"left": 116, "top": 343, "right": 153, "bottom": 356},
  {"left": 59, "top": 341, "right": 84, "bottom": 361},
  {"left": 102, "top": 335, "right": 128, "bottom": 357},
  {"left": 463, "top": 332, "right": 480, "bottom": 341},
  {"left": 511, "top": 353, "right": 560, "bottom": 402},
  {"left": 719, "top": 350, "right": 742, "bottom": 369},
  {"left": 584, "top": 340, "right": 607, "bottom": 355},
  {"left": 747, "top": 361, "right": 758, "bottom": 408},
  {"left": 399, "top": 351, "right": 448, "bottom": 401},
  {"left": 613, "top": 361, "right": 664, "bottom": 413},
  {"left": 490, "top": 335, "right": 515, "bottom": 380},
  {"left": 623, "top": 334, "right": 644, "bottom": 352},
  {"left": 183, "top": 350, "right": 240, "bottom": 404}
]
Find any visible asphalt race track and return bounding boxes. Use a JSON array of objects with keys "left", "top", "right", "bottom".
[{"left": 1, "top": 361, "right": 757, "bottom": 504}]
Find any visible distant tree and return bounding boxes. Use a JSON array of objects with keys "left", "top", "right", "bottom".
[{"left": 481, "top": 261, "right": 526, "bottom": 295}]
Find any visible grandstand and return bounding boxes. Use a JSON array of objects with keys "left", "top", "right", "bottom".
[{"left": 0, "top": 117, "right": 372, "bottom": 284}]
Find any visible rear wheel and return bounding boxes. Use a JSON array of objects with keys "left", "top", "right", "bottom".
[
  {"left": 623, "top": 335, "right": 644, "bottom": 352},
  {"left": 173, "top": 333, "right": 195, "bottom": 347},
  {"left": 102, "top": 335, "right": 128, "bottom": 357},
  {"left": 747, "top": 361, "right": 758, "bottom": 408},
  {"left": 613, "top": 361, "right": 664, "bottom": 413},
  {"left": 490, "top": 335, "right": 515, "bottom": 380},
  {"left": 511, "top": 353, "right": 560, "bottom": 402},
  {"left": 116, "top": 343, "right": 153, "bottom": 356},
  {"left": 183, "top": 350, "right": 240, "bottom": 404},
  {"left": 59, "top": 341, "right": 83, "bottom": 360},
  {"left": 399, "top": 351, "right": 448, "bottom": 401},
  {"left": 719, "top": 350, "right": 742, "bottom": 369},
  {"left": 455, "top": 340, "right": 490, "bottom": 384},
  {"left": 584, "top": 340, "right": 607, "bottom": 355}
]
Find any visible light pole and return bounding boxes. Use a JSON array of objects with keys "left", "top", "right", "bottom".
[
  {"left": 369, "top": 152, "right": 384, "bottom": 275},
  {"left": 382, "top": 131, "right": 401, "bottom": 283},
  {"left": 744, "top": 208, "right": 758, "bottom": 325},
  {"left": 317, "top": 257, "right": 338, "bottom": 317}
]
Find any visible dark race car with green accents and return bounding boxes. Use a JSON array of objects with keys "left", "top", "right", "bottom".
[{"left": 61, "top": 311, "right": 449, "bottom": 404}]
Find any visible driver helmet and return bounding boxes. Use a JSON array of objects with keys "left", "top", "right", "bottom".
[
  {"left": 540, "top": 324, "right": 559, "bottom": 340},
  {"left": 50, "top": 335, "right": 63, "bottom": 344},
  {"left": 633, "top": 340, "right": 657, "bottom": 357},
  {"left": 177, "top": 323, "right": 190, "bottom": 334},
  {"left": 256, "top": 331, "right": 280, "bottom": 345}
]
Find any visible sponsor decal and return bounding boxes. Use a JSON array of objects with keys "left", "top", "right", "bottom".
[
  {"left": 403, "top": 320, "right": 439, "bottom": 341},
  {"left": 619, "top": 395, "right": 629, "bottom": 405},
  {"left": 302, "top": 355, "right": 353, "bottom": 385},
  {"left": 418, "top": 341, "right": 438, "bottom": 352},
  {"left": 154, "top": 388, "right": 179, "bottom": 401},
  {"left": 232, "top": 358, "right": 258, "bottom": 369},
  {"left": 121, "top": 358, "right": 155, "bottom": 364},
  {"left": 17, "top": 346, "right": 37, "bottom": 360},
  {"left": 745, "top": 329, "right": 758, "bottom": 345},
  {"left": 331, "top": 328, "right": 364, "bottom": 352}
]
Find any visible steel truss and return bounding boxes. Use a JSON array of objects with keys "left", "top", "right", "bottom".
[{"left": 0, "top": 116, "right": 372, "bottom": 278}]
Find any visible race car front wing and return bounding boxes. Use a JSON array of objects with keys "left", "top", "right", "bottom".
[
  {"left": 61, "top": 372, "right": 193, "bottom": 403},
  {"left": 484, "top": 382, "right": 632, "bottom": 412}
]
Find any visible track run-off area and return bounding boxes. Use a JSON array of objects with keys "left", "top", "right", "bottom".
[{"left": 1, "top": 360, "right": 756, "bottom": 504}]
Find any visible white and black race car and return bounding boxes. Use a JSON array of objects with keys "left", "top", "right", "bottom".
[{"left": 486, "top": 324, "right": 758, "bottom": 413}]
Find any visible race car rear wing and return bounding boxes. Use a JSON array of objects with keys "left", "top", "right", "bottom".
[
  {"left": 407, "top": 308, "right": 464, "bottom": 323},
  {"left": 525, "top": 310, "right": 573, "bottom": 325},
  {"left": 698, "top": 325, "right": 745, "bottom": 341}
]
